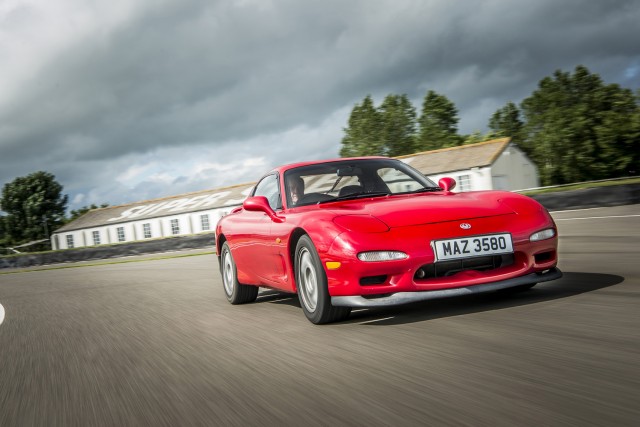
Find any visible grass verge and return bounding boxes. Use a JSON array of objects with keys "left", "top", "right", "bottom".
[
  {"left": 519, "top": 177, "right": 640, "bottom": 196},
  {"left": 0, "top": 250, "right": 216, "bottom": 275}
]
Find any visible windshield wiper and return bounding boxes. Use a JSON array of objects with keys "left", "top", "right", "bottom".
[
  {"left": 318, "top": 191, "right": 390, "bottom": 204},
  {"left": 402, "top": 187, "right": 442, "bottom": 194}
]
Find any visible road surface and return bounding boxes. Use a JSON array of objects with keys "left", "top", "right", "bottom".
[{"left": 0, "top": 205, "right": 638, "bottom": 426}]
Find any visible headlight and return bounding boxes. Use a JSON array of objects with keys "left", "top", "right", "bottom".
[
  {"left": 357, "top": 251, "right": 408, "bottom": 262},
  {"left": 530, "top": 228, "right": 555, "bottom": 242}
]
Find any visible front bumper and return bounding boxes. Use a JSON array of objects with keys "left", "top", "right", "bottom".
[{"left": 331, "top": 267, "right": 562, "bottom": 308}]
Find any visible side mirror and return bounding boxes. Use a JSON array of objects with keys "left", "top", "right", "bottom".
[
  {"left": 438, "top": 177, "right": 457, "bottom": 192},
  {"left": 243, "top": 196, "right": 284, "bottom": 223}
]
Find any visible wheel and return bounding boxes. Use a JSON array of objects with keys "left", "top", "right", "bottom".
[
  {"left": 295, "top": 235, "right": 351, "bottom": 324},
  {"left": 220, "top": 242, "right": 258, "bottom": 304}
]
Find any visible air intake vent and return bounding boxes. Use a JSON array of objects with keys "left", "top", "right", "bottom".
[
  {"left": 414, "top": 254, "right": 514, "bottom": 280},
  {"left": 359, "top": 275, "right": 388, "bottom": 286}
]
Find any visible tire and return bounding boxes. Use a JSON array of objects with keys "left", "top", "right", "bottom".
[
  {"left": 295, "top": 235, "right": 351, "bottom": 324},
  {"left": 220, "top": 242, "right": 258, "bottom": 304}
]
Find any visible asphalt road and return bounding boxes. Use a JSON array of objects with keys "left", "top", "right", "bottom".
[{"left": 0, "top": 205, "right": 638, "bottom": 426}]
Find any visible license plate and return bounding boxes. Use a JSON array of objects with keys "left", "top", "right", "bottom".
[{"left": 433, "top": 233, "right": 513, "bottom": 261}]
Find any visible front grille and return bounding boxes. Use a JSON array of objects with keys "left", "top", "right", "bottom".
[{"left": 414, "top": 254, "right": 515, "bottom": 280}]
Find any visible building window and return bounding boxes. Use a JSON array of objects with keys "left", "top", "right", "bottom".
[
  {"left": 170, "top": 219, "right": 180, "bottom": 235},
  {"left": 377, "top": 167, "right": 422, "bottom": 193},
  {"left": 143, "top": 223, "right": 152, "bottom": 239},
  {"left": 117, "top": 227, "right": 125, "bottom": 242},
  {"left": 66, "top": 235, "right": 74, "bottom": 249},
  {"left": 458, "top": 174, "right": 471, "bottom": 192},
  {"left": 92, "top": 231, "right": 101, "bottom": 245},
  {"left": 200, "top": 214, "right": 210, "bottom": 231}
]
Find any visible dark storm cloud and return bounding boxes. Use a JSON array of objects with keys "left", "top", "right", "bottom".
[
  {"left": 1, "top": 0, "right": 358, "bottom": 161},
  {"left": 1, "top": 0, "right": 639, "bottom": 209}
]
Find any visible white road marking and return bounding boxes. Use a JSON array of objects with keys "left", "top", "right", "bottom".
[
  {"left": 555, "top": 214, "right": 640, "bottom": 221},
  {"left": 550, "top": 207, "right": 610, "bottom": 214},
  {"left": 0, "top": 303, "right": 4, "bottom": 326},
  {"left": 361, "top": 316, "right": 395, "bottom": 324}
]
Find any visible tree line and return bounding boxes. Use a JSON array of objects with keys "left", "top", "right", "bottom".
[
  {"left": 0, "top": 171, "right": 107, "bottom": 252},
  {"left": 340, "top": 65, "right": 639, "bottom": 185}
]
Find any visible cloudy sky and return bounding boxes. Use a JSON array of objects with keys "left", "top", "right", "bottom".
[{"left": 1, "top": 0, "right": 639, "bottom": 211}]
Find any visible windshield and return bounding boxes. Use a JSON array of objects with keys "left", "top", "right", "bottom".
[{"left": 283, "top": 158, "right": 439, "bottom": 208}]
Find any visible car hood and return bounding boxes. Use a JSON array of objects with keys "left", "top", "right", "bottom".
[{"left": 327, "top": 192, "right": 515, "bottom": 228}]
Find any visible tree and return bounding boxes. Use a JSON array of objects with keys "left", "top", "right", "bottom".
[
  {"left": 340, "top": 94, "right": 419, "bottom": 157},
  {"left": 461, "top": 130, "right": 498, "bottom": 145},
  {"left": 378, "top": 94, "right": 417, "bottom": 156},
  {"left": 489, "top": 102, "right": 524, "bottom": 144},
  {"left": 0, "top": 171, "right": 68, "bottom": 245},
  {"left": 67, "top": 203, "right": 110, "bottom": 223},
  {"left": 0, "top": 215, "right": 7, "bottom": 249},
  {"left": 417, "top": 90, "right": 461, "bottom": 150},
  {"left": 520, "top": 65, "right": 640, "bottom": 185},
  {"left": 340, "top": 91, "right": 462, "bottom": 157},
  {"left": 340, "top": 95, "right": 383, "bottom": 157}
]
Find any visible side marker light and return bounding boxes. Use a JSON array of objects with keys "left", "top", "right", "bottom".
[{"left": 326, "top": 262, "right": 342, "bottom": 270}]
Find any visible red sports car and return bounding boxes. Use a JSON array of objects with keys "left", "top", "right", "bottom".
[{"left": 216, "top": 157, "right": 561, "bottom": 324}]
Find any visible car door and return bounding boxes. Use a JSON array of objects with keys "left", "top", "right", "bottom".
[{"left": 231, "top": 173, "right": 284, "bottom": 284}]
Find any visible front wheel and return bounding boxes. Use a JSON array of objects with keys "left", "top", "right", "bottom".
[
  {"left": 295, "top": 235, "right": 350, "bottom": 324},
  {"left": 220, "top": 242, "right": 258, "bottom": 304}
]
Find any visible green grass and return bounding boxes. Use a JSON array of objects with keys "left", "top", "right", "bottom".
[
  {"left": 519, "top": 177, "right": 640, "bottom": 196},
  {"left": 1, "top": 233, "right": 215, "bottom": 258},
  {"left": 0, "top": 250, "right": 216, "bottom": 275}
]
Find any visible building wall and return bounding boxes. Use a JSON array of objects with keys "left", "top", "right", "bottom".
[
  {"left": 491, "top": 144, "right": 539, "bottom": 190},
  {"left": 426, "top": 145, "right": 538, "bottom": 193},
  {"left": 427, "top": 166, "right": 493, "bottom": 192},
  {"left": 53, "top": 206, "right": 234, "bottom": 250}
]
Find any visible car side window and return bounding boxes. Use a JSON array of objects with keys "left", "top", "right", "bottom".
[{"left": 253, "top": 173, "right": 281, "bottom": 210}]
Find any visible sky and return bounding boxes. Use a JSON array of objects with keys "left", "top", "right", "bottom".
[{"left": 1, "top": 0, "right": 639, "bottom": 212}]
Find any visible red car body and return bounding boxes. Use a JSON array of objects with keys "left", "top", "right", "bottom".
[{"left": 216, "top": 157, "right": 561, "bottom": 324}]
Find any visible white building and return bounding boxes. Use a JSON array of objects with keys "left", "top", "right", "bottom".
[
  {"left": 399, "top": 137, "right": 539, "bottom": 192},
  {"left": 51, "top": 183, "right": 254, "bottom": 250},
  {"left": 51, "top": 138, "right": 538, "bottom": 250}
]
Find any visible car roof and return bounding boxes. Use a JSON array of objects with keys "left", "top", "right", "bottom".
[{"left": 270, "top": 156, "right": 391, "bottom": 175}]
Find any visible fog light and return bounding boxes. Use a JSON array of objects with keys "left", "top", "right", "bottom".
[
  {"left": 357, "top": 251, "right": 407, "bottom": 262},
  {"left": 530, "top": 228, "right": 555, "bottom": 242}
]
